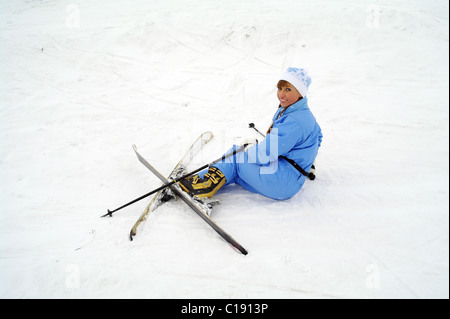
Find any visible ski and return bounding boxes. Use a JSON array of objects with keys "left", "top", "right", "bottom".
[
  {"left": 129, "top": 131, "right": 214, "bottom": 240},
  {"left": 132, "top": 144, "right": 248, "bottom": 255}
]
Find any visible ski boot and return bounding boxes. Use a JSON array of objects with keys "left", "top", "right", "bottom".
[{"left": 178, "top": 166, "right": 226, "bottom": 199}]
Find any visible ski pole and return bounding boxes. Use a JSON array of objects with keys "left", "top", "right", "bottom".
[
  {"left": 101, "top": 144, "right": 247, "bottom": 218},
  {"left": 248, "top": 123, "right": 266, "bottom": 138}
]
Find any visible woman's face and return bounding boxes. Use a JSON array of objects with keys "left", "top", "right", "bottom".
[{"left": 277, "top": 82, "right": 301, "bottom": 108}]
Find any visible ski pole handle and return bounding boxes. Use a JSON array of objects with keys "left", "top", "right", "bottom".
[{"left": 248, "top": 123, "right": 266, "bottom": 138}]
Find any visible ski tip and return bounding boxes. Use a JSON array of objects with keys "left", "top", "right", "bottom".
[
  {"left": 231, "top": 244, "right": 248, "bottom": 255},
  {"left": 202, "top": 131, "right": 214, "bottom": 140},
  {"left": 129, "top": 231, "right": 135, "bottom": 241}
]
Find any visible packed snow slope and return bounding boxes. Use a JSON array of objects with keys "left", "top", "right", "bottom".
[{"left": 1, "top": 0, "right": 448, "bottom": 298}]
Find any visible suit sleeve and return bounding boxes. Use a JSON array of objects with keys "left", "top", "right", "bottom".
[{"left": 246, "top": 116, "right": 300, "bottom": 165}]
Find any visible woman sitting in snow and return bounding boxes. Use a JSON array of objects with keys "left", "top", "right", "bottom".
[{"left": 179, "top": 67, "right": 323, "bottom": 200}]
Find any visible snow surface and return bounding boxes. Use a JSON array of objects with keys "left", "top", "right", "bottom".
[{"left": 0, "top": 0, "right": 448, "bottom": 299}]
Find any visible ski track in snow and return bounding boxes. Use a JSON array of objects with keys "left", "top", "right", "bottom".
[{"left": 0, "top": 0, "right": 448, "bottom": 298}]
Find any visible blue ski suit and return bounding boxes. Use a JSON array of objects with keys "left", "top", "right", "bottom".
[{"left": 209, "top": 97, "right": 322, "bottom": 200}]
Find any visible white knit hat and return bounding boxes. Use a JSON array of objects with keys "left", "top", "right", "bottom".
[{"left": 279, "top": 67, "right": 312, "bottom": 97}]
